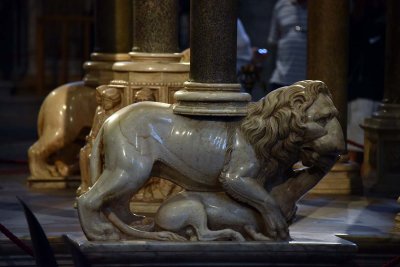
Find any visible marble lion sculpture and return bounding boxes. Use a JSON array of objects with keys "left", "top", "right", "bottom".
[
  {"left": 28, "top": 81, "right": 96, "bottom": 178},
  {"left": 78, "top": 80, "right": 345, "bottom": 242}
]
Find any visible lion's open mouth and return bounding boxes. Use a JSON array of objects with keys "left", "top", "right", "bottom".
[
  {"left": 301, "top": 144, "right": 341, "bottom": 169},
  {"left": 300, "top": 146, "right": 319, "bottom": 167}
]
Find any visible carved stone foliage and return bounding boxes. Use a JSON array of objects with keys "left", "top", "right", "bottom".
[{"left": 78, "top": 80, "right": 345, "bottom": 242}]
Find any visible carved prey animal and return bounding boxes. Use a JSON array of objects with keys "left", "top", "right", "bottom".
[
  {"left": 28, "top": 82, "right": 96, "bottom": 178},
  {"left": 78, "top": 80, "right": 345, "bottom": 241},
  {"left": 155, "top": 191, "right": 269, "bottom": 241}
]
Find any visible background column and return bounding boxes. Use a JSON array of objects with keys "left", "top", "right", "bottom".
[
  {"left": 307, "top": 0, "right": 360, "bottom": 195},
  {"left": 362, "top": 0, "right": 400, "bottom": 197},
  {"left": 307, "top": 0, "right": 348, "bottom": 134},
  {"left": 83, "top": 0, "right": 132, "bottom": 87}
]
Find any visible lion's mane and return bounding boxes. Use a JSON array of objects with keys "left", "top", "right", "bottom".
[{"left": 240, "top": 80, "right": 332, "bottom": 183}]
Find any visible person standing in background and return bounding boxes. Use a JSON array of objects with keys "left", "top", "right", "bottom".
[
  {"left": 267, "top": 0, "right": 307, "bottom": 90},
  {"left": 236, "top": 19, "right": 253, "bottom": 73}
]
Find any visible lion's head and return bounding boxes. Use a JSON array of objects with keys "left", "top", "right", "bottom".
[{"left": 240, "top": 80, "right": 344, "bottom": 182}]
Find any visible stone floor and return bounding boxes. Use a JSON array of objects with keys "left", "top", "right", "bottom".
[{"left": 0, "top": 161, "right": 399, "bottom": 266}]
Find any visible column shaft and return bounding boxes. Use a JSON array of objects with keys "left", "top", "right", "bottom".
[
  {"left": 307, "top": 0, "right": 349, "bottom": 139},
  {"left": 361, "top": 0, "right": 400, "bottom": 197},
  {"left": 190, "top": 0, "right": 237, "bottom": 83},
  {"left": 132, "top": 0, "right": 179, "bottom": 53},
  {"left": 307, "top": 0, "right": 360, "bottom": 195},
  {"left": 384, "top": 0, "right": 400, "bottom": 103}
]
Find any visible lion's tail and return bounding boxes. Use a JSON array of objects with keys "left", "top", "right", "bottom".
[{"left": 89, "top": 125, "right": 104, "bottom": 185}]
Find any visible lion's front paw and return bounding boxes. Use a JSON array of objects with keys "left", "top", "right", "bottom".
[
  {"left": 47, "top": 164, "right": 61, "bottom": 177},
  {"left": 262, "top": 207, "right": 290, "bottom": 241},
  {"left": 270, "top": 190, "right": 298, "bottom": 223},
  {"left": 55, "top": 160, "right": 70, "bottom": 176},
  {"left": 30, "top": 163, "right": 58, "bottom": 179},
  {"left": 98, "top": 223, "right": 121, "bottom": 240}
]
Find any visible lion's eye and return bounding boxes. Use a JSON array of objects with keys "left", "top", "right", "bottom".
[{"left": 315, "top": 116, "right": 329, "bottom": 126}]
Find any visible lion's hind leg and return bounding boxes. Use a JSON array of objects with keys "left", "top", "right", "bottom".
[
  {"left": 28, "top": 133, "right": 64, "bottom": 178},
  {"left": 78, "top": 168, "right": 132, "bottom": 241},
  {"left": 79, "top": 156, "right": 186, "bottom": 241}
]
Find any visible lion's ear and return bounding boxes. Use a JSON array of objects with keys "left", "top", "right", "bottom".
[{"left": 303, "top": 122, "right": 327, "bottom": 142}]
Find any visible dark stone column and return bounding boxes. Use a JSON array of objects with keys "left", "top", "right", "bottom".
[
  {"left": 307, "top": 0, "right": 349, "bottom": 138},
  {"left": 94, "top": 0, "right": 133, "bottom": 53},
  {"left": 190, "top": 0, "right": 237, "bottom": 83},
  {"left": 362, "top": 0, "right": 400, "bottom": 197},
  {"left": 172, "top": 0, "right": 250, "bottom": 116},
  {"left": 382, "top": 0, "right": 400, "bottom": 104},
  {"left": 132, "top": 0, "right": 179, "bottom": 53}
]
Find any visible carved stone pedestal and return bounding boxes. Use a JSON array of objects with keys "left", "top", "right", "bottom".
[
  {"left": 77, "top": 0, "right": 186, "bottom": 200},
  {"left": 112, "top": 52, "right": 189, "bottom": 106},
  {"left": 361, "top": 103, "right": 400, "bottom": 197},
  {"left": 173, "top": 82, "right": 250, "bottom": 116},
  {"left": 359, "top": 0, "right": 400, "bottom": 198},
  {"left": 66, "top": 233, "right": 356, "bottom": 266},
  {"left": 83, "top": 53, "right": 130, "bottom": 88},
  {"left": 84, "top": 52, "right": 189, "bottom": 207}
]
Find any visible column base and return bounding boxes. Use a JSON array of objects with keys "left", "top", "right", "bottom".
[
  {"left": 173, "top": 82, "right": 251, "bottom": 116},
  {"left": 310, "top": 158, "right": 361, "bottom": 195},
  {"left": 361, "top": 103, "right": 400, "bottom": 198}
]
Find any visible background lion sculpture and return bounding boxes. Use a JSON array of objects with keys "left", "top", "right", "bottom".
[
  {"left": 78, "top": 80, "right": 345, "bottom": 242},
  {"left": 28, "top": 82, "right": 96, "bottom": 179}
]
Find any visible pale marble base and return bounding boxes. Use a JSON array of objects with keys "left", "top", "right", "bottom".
[
  {"left": 27, "top": 176, "right": 80, "bottom": 189},
  {"left": 65, "top": 233, "right": 356, "bottom": 266},
  {"left": 83, "top": 52, "right": 130, "bottom": 87}
]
